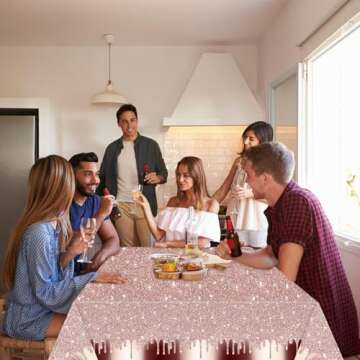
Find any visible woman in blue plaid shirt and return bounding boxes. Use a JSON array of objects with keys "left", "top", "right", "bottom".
[{"left": 2, "top": 155, "right": 125, "bottom": 340}]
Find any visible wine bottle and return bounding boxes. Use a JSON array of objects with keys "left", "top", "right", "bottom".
[
  {"left": 103, "top": 188, "right": 121, "bottom": 220},
  {"left": 143, "top": 163, "right": 151, "bottom": 184},
  {"left": 225, "top": 216, "right": 242, "bottom": 257}
]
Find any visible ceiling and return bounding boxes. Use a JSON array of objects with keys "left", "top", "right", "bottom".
[{"left": 0, "top": 0, "right": 288, "bottom": 46}]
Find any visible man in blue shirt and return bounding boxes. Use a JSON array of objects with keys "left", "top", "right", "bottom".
[{"left": 68, "top": 152, "right": 120, "bottom": 273}]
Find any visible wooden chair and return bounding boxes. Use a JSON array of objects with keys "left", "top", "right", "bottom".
[{"left": 0, "top": 297, "right": 56, "bottom": 360}]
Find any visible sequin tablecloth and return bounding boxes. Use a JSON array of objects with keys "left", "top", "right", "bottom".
[{"left": 49, "top": 247, "right": 342, "bottom": 359}]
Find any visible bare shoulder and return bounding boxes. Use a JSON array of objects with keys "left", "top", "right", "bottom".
[
  {"left": 167, "top": 196, "right": 179, "bottom": 207},
  {"left": 228, "top": 157, "right": 241, "bottom": 175},
  {"left": 205, "top": 198, "right": 220, "bottom": 214}
]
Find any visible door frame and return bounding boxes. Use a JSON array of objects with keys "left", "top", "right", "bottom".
[
  {"left": 268, "top": 65, "right": 303, "bottom": 184},
  {"left": 268, "top": 65, "right": 298, "bottom": 133},
  {"left": 0, "top": 108, "right": 39, "bottom": 160}
]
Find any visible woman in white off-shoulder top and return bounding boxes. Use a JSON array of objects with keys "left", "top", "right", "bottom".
[
  {"left": 135, "top": 156, "right": 220, "bottom": 248},
  {"left": 213, "top": 121, "right": 273, "bottom": 248}
]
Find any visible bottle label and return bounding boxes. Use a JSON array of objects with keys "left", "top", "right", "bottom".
[{"left": 227, "top": 239, "right": 235, "bottom": 250}]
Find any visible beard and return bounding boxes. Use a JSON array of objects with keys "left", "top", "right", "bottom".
[{"left": 76, "top": 182, "right": 96, "bottom": 197}]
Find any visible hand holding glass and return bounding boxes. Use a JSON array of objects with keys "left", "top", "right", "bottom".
[
  {"left": 78, "top": 217, "right": 96, "bottom": 263},
  {"left": 131, "top": 184, "right": 143, "bottom": 214},
  {"left": 132, "top": 184, "right": 143, "bottom": 201},
  {"left": 230, "top": 170, "right": 247, "bottom": 214}
]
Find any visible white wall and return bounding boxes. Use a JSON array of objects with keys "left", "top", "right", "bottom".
[
  {"left": 0, "top": 45, "right": 259, "bottom": 161},
  {"left": 258, "top": 0, "right": 360, "bottom": 109},
  {"left": 337, "top": 242, "right": 360, "bottom": 330},
  {"left": 0, "top": 97, "right": 57, "bottom": 157}
]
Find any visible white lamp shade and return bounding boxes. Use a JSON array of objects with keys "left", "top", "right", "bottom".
[{"left": 91, "top": 81, "right": 127, "bottom": 105}]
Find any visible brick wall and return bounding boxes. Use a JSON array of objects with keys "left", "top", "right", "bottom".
[{"left": 158, "top": 126, "right": 246, "bottom": 209}]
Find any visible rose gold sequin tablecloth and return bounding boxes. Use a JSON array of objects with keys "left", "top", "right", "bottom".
[{"left": 49, "top": 247, "right": 342, "bottom": 359}]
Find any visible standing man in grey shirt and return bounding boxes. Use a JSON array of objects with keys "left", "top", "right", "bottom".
[{"left": 98, "top": 104, "right": 168, "bottom": 247}]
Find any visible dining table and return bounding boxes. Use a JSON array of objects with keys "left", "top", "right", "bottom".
[{"left": 49, "top": 247, "right": 342, "bottom": 360}]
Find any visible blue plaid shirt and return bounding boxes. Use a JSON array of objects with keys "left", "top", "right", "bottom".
[{"left": 3, "top": 222, "right": 96, "bottom": 340}]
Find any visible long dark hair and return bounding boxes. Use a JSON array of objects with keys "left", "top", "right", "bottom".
[{"left": 240, "top": 121, "right": 274, "bottom": 155}]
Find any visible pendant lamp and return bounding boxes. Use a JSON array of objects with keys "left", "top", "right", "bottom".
[{"left": 92, "top": 34, "right": 127, "bottom": 105}]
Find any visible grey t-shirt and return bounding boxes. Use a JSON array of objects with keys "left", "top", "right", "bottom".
[{"left": 116, "top": 140, "right": 138, "bottom": 202}]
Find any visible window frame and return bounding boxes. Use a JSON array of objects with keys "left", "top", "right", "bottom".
[{"left": 300, "top": 13, "right": 360, "bottom": 248}]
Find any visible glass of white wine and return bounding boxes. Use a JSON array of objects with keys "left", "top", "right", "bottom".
[
  {"left": 78, "top": 217, "right": 96, "bottom": 264},
  {"left": 185, "top": 232, "right": 199, "bottom": 256},
  {"left": 131, "top": 184, "right": 143, "bottom": 215},
  {"left": 230, "top": 169, "right": 247, "bottom": 215}
]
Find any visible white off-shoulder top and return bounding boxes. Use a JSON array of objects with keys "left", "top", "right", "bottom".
[{"left": 156, "top": 207, "right": 221, "bottom": 243}]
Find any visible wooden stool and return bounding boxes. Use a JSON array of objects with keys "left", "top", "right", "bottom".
[{"left": 0, "top": 297, "right": 56, "bottom": 360}]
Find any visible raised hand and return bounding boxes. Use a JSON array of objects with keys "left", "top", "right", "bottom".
[
  {"left": 133, "top": 193, "right": 151, "bottom": 211},
  {"left": 68, "top": 232, "right": 94, "bottom": 257},
  {"left": 231, "top": 186, "right": 253, "bottom": 200},
  {"left": 99, "top": 195, "right": 115, "bottom": 217},
  {"left": 144, "top": 172, "right": 161, "bottom": 184}
]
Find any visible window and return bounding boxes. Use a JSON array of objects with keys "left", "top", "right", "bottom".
[{"left": 303, "top": 15, "right": 360, "bottom": 241}]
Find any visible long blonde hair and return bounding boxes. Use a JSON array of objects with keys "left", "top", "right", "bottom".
[
  {"left": 2, "top": 155, "right": 75, "bottom": 291},
  {"left": 176, "top": 156, "right": 209, "bottom": 211}
]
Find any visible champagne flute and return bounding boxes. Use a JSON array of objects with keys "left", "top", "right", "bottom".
[
  {"left": 78, "top": 217, "right": 96, "bottom": 263},
  {"left": 185, "top": 232, "right": 199, "bottom": 256},
  {"left": 229, "top": 169, "right": 247, "bottom": 215},
  {"left": 184, "top": 207, "right": 200, "bottom": 256},
  {"left": 131, "top": 184, "right": 143, "bottom": 215}
]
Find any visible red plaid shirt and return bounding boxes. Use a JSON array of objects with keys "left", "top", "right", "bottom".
[{"left": 265, "top": 181, "right": 360, "bottom": 357}]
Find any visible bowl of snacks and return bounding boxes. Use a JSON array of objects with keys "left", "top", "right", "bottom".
[
  {"left": 180, "top": 258, "right": 207, "bottom": 280},
  {"left": 152, "top": 254, "right": 181, "bottom": 279},
  {"left": 150, "top": 253, "right": 179, "bottom": 270},
  {"left": 162, "top": 259, "right": 178, "bottom": 272},
  {"left": 181, "top": 257, "right": 203, "bottom": 271},
  {"left": 156, "top": 261, "right": 181, "bottom": 280}
]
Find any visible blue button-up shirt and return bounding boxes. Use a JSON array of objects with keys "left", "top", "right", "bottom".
[{"left": 3, "top": 222, "right": 96, "bottom": 340}]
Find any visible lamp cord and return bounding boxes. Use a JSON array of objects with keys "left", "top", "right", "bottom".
[{"left": 108, "top": 42, "right": 111, "bottom": 83}]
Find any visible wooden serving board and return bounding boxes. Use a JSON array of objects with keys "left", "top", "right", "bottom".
[{"left": 153, "top": 268, "right": 208, "bottom": 281}]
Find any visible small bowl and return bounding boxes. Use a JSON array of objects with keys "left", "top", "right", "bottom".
[{"left": 180, "top": 257, "right": 204, "bottom": 272}]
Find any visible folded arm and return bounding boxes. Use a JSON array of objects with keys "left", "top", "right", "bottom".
[{"left": 217, "top": 242, "right": 277, "bottom": 270}]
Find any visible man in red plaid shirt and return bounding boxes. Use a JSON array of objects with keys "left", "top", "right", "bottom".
[{"left": 217, "top": 141, "right": 360, "bottom": 357}]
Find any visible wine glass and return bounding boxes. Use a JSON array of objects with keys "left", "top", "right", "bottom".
[
  {"left": 184, "top": 207, "right": 200, "bottom": 255},
  {"left": 233, "top": 169, "right": 247, "bottom": 190},
  {"left": 229, "top": 169, "right": 247, "bottom": 215},
  {"left": 131, "top": 184, "right": 143, "bottom": 215},
  {"left": 78, "top": 217, "right": 96, "bottom": 263},
  {"left": 185, "top": 232, "right": 199, "bottom": 256}
]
